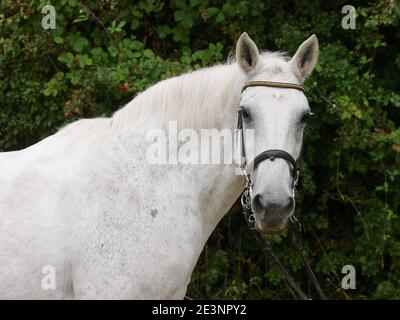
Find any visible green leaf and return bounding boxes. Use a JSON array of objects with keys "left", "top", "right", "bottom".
[
  {"left": 182, "top": 15, "right": 193, "bottom": 29},
  {"left": 73, "top": 12, "right": 89, "bottom": 23},
  {"left": 76, "top": 54, "right": 93, "bottom": 68},
  {"left": 215, "top": 12, "right": 225, "bottom": 23},
  {"left": 66, "top": 70, "right": 81, "bottom": 85},
  {"left": 222, "top": 3, "right": 236, "bottom": 17},
  {"left": 53, "top": 36, "right": 64, "bottom": 44},
  {"left": 43, "top": 72, "right": 64, "bottom": 97},
  {"left": 157, "top": 25, "right": 171, "bottom": 39},
  {"left": 108, "top": 46, "right": 118, "bottom": 58},
  {"left": 143, "top": 49, "right": 154, "bottom": 58},
  {"left": 72, "top": 37, "right": 89, "bottom": 53},
  {"left": 90, "top": 48, "right": 102, "bottom": 57},
  {"left": 67, "top": 0, "right": 76, "bottom": 7},
  {"left": 57, "top": 52, "right": 74, "bottom": 68},
  {"left": 129, "top": 40, "right": 143, "bottom": 50},
  {"left": 130, "top": 20, "right": 140, "bottom": 30},
  {"left": 207, "top": 7, "right": 219, "bottom": 17},
  {"left": 174, "top": 10, "right": 185, "bottom": 22}
]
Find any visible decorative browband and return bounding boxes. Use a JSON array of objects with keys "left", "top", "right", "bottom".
[{"left": 241, "top": 81, "right": 304, "bottom": 93}]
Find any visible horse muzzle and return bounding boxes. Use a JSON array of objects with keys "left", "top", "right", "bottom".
[{"left": 251, "top": 195, "right": 295, "bottom": 234}]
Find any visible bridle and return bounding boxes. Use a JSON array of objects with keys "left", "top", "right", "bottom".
[
  {"left": 237, "top": 81, "right": 304, "bottom": 191},
  {"left": 237, "top": 80, "right": 327, "bottom": 300}
]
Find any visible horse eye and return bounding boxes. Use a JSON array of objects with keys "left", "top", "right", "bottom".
[
  {"left": 239, "top": 107, "right": 250, "bottom": 119},
  {"left": 300, "top": 112, "right": 314, "bottom": 124}
]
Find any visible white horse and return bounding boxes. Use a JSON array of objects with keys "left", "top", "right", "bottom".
[{"left": 0, "top": 33, "right": 318, "bottom": 299}]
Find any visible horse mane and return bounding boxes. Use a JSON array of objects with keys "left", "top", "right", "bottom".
[{"left": 57, "top": 51, "right": 288, "bottom": 139}]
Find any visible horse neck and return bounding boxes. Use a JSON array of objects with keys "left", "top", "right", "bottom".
[
  {"left": 166, "top": 65, "right": 245, "bottom": 235},
  {"left": 120, "top": 63, "right": 245, "bottom": 238}
]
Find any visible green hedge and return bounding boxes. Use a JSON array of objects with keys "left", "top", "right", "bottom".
[{"left": 1, "top": 0, "right": 399, "bottom": 299}]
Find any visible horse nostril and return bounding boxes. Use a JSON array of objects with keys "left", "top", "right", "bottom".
[{"left": 251, "top": 194, "right": 265, "bottom": 214}]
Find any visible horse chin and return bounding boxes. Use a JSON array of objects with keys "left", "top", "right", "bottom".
[{"left": 254, "top": 217, "right": 287, "bottom": 234}]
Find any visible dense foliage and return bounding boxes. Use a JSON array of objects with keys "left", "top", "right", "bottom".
[{"left": 1, "top": 0, "right": 399, "bottom": 299}]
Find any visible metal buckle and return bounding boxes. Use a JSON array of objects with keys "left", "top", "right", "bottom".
[{"left": 248, "top": 213, "right": 255, "bottom": 224}]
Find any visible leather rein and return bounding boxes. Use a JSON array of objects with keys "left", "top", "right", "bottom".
[{"left": 238, "top": 80, "right": 327, "bottom": 300}]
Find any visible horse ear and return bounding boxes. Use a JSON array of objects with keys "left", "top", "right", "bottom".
[
  {"left": 290, "top": 34, "right": 319, "bottom": 82},
  {"left": 236, "top": 32, "right": 260, "bottom": 74}
]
